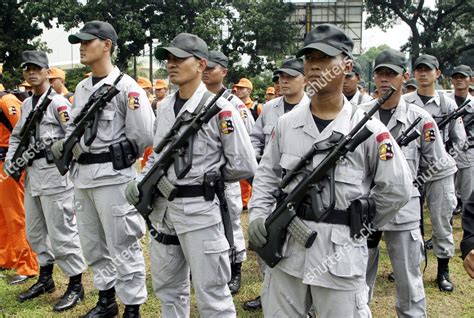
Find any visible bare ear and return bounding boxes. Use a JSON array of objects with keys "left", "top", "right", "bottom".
[
  {"left": 103, "top": 39, "right": 113, "bottom": 53},
  {"left": 222, "top": 68, "right": 228, "bottom": 77},
  {"left": 435, "top": 69, "right": 442, "bottom": 79},
  {"left": 198, "top": 59, "right": 207, "bottom": 72},
  {"left": 402, "top": 72, "right": 410, "bottom": 81}
]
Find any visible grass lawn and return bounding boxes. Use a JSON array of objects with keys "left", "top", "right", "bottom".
[{"left": 1, "top": 210, "right": 473, "bottom": 317}]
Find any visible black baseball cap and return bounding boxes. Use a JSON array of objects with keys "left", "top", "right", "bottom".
[
  {"left": 69, "top": 21, "right": 118, "bottom": 45},
  {"left": 451, "top": 65, "right": 472, "bottom": 77},
  {"left": 155, "top": 33, "right": 208, "bottom": 60},
  {"left": 347, "top": 61, "right": 362, "bottom": 76},
  {"left": 373, "top": 49, "right": 407, "bottom": 74},
  {"left": 414, "top": 54, "right": 439, "bottom": 70},
  {"left": 358, "top": 79, "right": 366, "bottom": 88},
  {"left": 207, "top": 51, "right": 228, "bottom": 68},
  {"left": 296, "top": 24, "right": 353, "bottom": 58},
  {"left": 405, "top": 78, "right": 418, "bottom": 89},
  {"left": 275, "top": 57, "right": 304, "bottom": 76},
  {"left": 21, "top": 50, "right": 49, "bottom": 69}
]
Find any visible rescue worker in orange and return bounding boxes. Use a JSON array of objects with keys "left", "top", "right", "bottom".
[
  {"left": 265, "top": 87, "right": 275, "bottom": 102},
  {"left": 48, "top": 68, "right": 74, "bottom": 104},
  {"left": 152, "top": 79, "right": 168, "bottom": 112},
  {"left": 0, "top": 91, "right": 39, "bottom": 284},
  {"left": 137, "top": 76, "right": 154, "bottom": 103},
  {"left": 232, "top": 78, "right": 257, "bottom": 208}
]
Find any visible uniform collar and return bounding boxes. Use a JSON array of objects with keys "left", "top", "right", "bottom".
[
  {"left": 293, "top": 96, "right": 353, "bottom": 140},
  {"left": 81, "top": 66, "right": 121, "bottom": 92},
  {"left": 385, "top": 98, "right": 408, "bottom": 130},
  {"left": 173, "top": 82, "right": 210, "bottom": 117},
  {"left": 404, "top": 90, "right": 441, "bottom": 107}
]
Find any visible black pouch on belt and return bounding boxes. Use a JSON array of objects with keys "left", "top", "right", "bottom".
[
  {"left": 203, "top": 171, "right": 217, "bottom": 201},
  {"left": 109, "top": 139, "right": 137, "bottom": 170}
]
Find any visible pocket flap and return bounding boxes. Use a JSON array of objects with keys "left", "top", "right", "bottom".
[
  {"left": 335, "top": 165, "right": 364, "bottom": 185},
  {"left": 203, "top": 237, "right": 229, "bottom": 254}
]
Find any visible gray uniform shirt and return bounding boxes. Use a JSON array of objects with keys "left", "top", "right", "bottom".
[
  {"left": 447, "top": 92, "right": 474, "bottom": 169},
  {"left": 7, "top": 89, "right": 73, "bottom": 196},
  {"left": 250, "top": 94, "right": 310, "bottom": 159},
  {"left": 224, "top": 89, "right": 255, "bottom": 134},
  {"left": 145, "top": 82, "right": 258, "bottom": 234},
  {"left": 66, "top": 67, "right": 155, "bottom": 188},
  {"left": 359, "top": 98, "right": 457, "bottom": 231},
  {"left": 403, "top": 91, "right": 467, "bottom": 153},
  {"left": 348, "top": 89, "right": 373, "bottom": 107},
  {"left": 249, "top": 97, "right": 412, "bottom": 290}
]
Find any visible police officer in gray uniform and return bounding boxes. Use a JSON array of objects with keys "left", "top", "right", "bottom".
[
  {"left": 404, "top": 54, "right": 467, "bottom": 292},
  {"left": 203, "top": 50, "right": 255, "bottom": 294},
  {"left": 4, "top": 51, "right": 87, "bottom": 311},
  {"left": 343, "top": 61, "right": 373, "bottom": 106},
  {"left": 447, "top": 65, "right": 474, "bottom": 212},
  {"left": 248, "top": 24, "right": 412, "bottom": 317},
  {"left": 126, "top": 33, "right": 257, "bottom": 318},
  {"left": 362, "top": 49, "right": 457, "bottom": 317},
  {"left": 244, "top": 57, "right": 309, "bottom": 311},
  {"left": 51, "top": 21, "right": 155, "bottom": 317}
]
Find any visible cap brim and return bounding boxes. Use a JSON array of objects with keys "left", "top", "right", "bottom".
[
  {"left": 405, "top": 84, "right": 418, "bottom": 88},
  {"left": 68, "top": 32, "right": 98, "bottom": 44},
  {"left": 206, "top": 61, "right": 219, "bottom": 68},
  {"left": 296, "top": 43, "right": 342, "bottom": 58},
  {"left": 276, "top": 68, "right": 303, "bottom": 77},
  {"left": 155, "top": 47, "right": 193, "bottom": 60},
  {"left": 374, "top": 64, "right": 405, "bottom": 74},
  {"left": 452, "top": 71, "right": 470, "bottom": 77},
  {"left": 414, "top": 62, "right": 436, "bottom": 70},
  {"left": 21, "top": 61, "right": 48, "bottom": 69}
]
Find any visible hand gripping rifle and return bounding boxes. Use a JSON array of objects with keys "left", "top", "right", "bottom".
[
  {"left": 134, "top": 88, "right": 226, "bottom": 220},
  {"left": 53, "top": 73, "right": 124, "bottom": 175},
  {"left": 9, "top": 87, "right": 54, "bottom": 181},
  {"left": 250, "top": 87, "right": 396, "bottom": 268}
]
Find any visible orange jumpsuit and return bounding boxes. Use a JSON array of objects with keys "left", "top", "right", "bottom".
[
  {"left": 240, "top": 97, "right": 259, "bottom": 209},
  {"left": 0, "top": 94, "right": 38, "bottom": 276}
]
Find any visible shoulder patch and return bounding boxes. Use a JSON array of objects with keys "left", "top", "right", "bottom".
[
  {"left": 128, "top": 92, "right": 140, "bottom": 110},
  {"left": 423, "top": 122, "right": 435, "bottom": 142},
  {"left": 238, "top": 105, "right": 248, "bottom": 120},
  {"left": 57, "top": 105, "right": 70, "bottom": 123},
  {"left": 376, "top": 131, "right": 393, "bottom": 160},
  {"left": 219, "top": 110, "right": 234, "bottom": 134},
  {"left": 7, "top": 106, "right": 17, "bottom": 116}
]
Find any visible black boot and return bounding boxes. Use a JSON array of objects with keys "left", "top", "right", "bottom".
[
  {"left": 18, "top": 264, "right": 55, "bottom": 302},
  {"left": 437, "top": 258, "right": 454, "bottom": 292},
  {"left": 123, "top": 305, "right": 140, "bottom": 318},
  {"left": 53, "top": 273, "right": 84, "bottom": 312},
  {"left": 82, "top": 287, "right": 118, "bottom": 318},
  {"left": 243, "top": 295, "right": 262, "bottom": 310},
  {"left": 228, "top": 262, "right": 242, "bottom": 295}
]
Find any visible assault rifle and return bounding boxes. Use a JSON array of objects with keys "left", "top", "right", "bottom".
[
  {"left": 250, "top": 87, "right": 396, "bottom": 268},
  {"left": 53, "top": 73, "right": 124, "bottom": 175},
  {"left": 134, "top": 88, "right": 226, "bottom": 219},
  {"left": 9, "top": 87, "right": 53, "bottom": 181}
]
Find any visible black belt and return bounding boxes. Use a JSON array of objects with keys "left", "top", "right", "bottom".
[
  {"left": 174, "top": 185, "right": 206, "bottom": 198},
  {"left": 77, "top": 152, "right": 112, "bottom": 164},
  {"left": 145, "top": 218, "right": 180, "bottom": 245},
  {"left": 298, "top": 208, "right": 351, "bottom": 226},
  {"left": 0, "top": 147, "right": 7, "bottom": 161},
  {"left": 33, "top": 149, "right": 46, "bottom": 160}
]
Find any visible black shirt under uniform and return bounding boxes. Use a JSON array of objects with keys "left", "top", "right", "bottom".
[
  {"left": 283, "top": 100, "right": 297, "bottom": 114},
  {"left": 312, "top": 114, "right": 333, "bottom": 133},
  {"left": 378, "top": 108, "right": 395, "bottom": 126},
  {"left": 174, "top": 95, "right": 188, "bottom": 117}
]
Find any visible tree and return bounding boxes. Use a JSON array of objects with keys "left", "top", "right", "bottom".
[
  {"left": 0, "top": 1, "right": 53, "bottom": 88},
  {"left": 365, "top": 0, "right": 474, "bottom": 71}
]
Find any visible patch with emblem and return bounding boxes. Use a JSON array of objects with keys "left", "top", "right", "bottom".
[
  {"left": 423, "top": 122, "right": 436, "bottom": 142},
  {"left": 57, "top": 106, "right": 70, "bottom": 123},
  {"left": 238, "top": 104, "right": 248, "bottom": 120},
  {"left": 8, "top": 106, "right": 16, "bottom": 116},
  {"left": 376, "top": 132, "right": 394, "bottom": 161},
  {"left": 128, "top": 92, "right": 140, "bottom": 110},
  {"left": 219, "top": 110, "right": 234, "bottom": 134}
]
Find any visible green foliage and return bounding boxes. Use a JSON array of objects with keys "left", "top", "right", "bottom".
[
  {"left": 65, "top": 66, "right": 91, "bottom": 92},
  {"left": 365, "top": 0, "right": 474, "bottom": 70}
]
